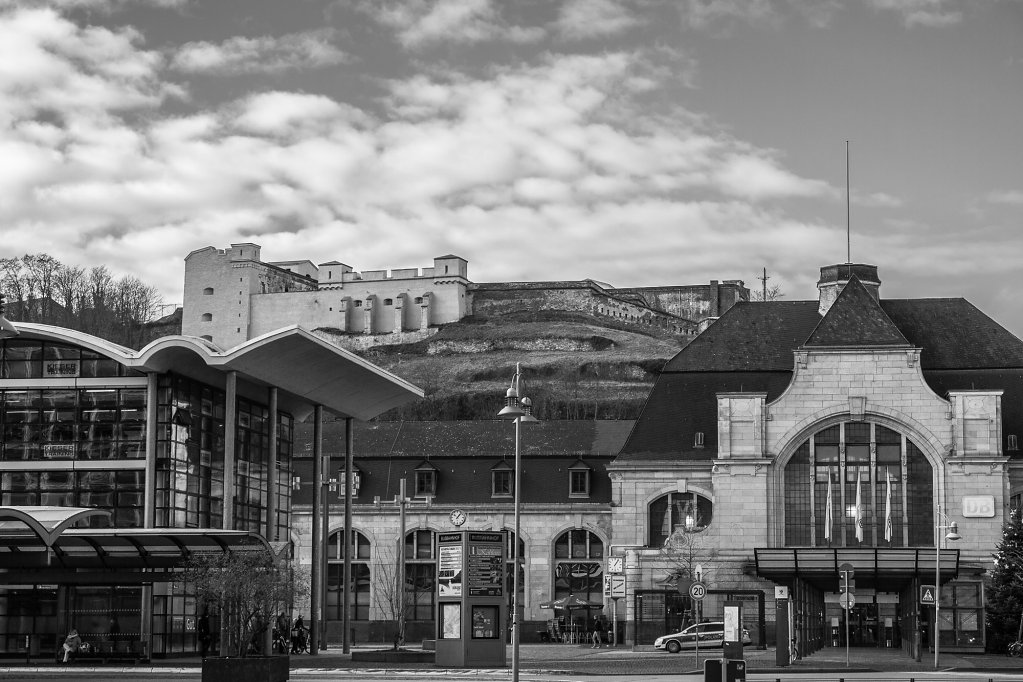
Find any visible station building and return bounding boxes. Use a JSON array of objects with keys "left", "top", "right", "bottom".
[
  {"left": 292, "top": 263, "right": 1023, "bottom": 660},
  {"left": 0, "top": 322, "right": 421, "bottom": 658}
]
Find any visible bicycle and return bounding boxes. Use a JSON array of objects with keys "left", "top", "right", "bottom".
[
  {"left": 1008, "top": 640, "right": 1023, "bottom": 657},
  {"left": 291, "top": 627, "right": 309, "bottom": 654}
]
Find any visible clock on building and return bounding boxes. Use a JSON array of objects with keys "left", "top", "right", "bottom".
[
  {"left": 607, "top": 556, "right": 624, "bottom": 574},
  {"left": 449, "top": 509, "right": 467, "bottom": 526}
]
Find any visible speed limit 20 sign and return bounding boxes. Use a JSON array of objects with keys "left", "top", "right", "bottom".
[{"left": 689, "top": 581, "right": 707, "bottom": 601}]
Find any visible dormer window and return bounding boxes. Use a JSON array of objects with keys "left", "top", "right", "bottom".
[
  {"left": 694, "top": 432, "right": 705, "bottom": 448},
  {"left": 384, "top": 298, "right": 393, "bottom": 306},
  {"left": 568, "top": 459, "right": 591, "bottom": 498},
  {"left": 414, "top": 460, "right": 438, "bottom": 497},
  {"left": 337, "top": 466, "right": 362, "bottom": 498},
  {"left": 491, "top": 460, "right": 514, "bottom": 498}
]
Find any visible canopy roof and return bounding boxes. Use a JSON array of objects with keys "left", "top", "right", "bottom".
[
  {"left": 754, "top": 547, "right": 960, "bottom": 591},
  {"left": 8, "top": 323, "right": 424, "bottom": 421}
]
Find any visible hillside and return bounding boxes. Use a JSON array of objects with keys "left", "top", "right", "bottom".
[{"left": 358, "top": 310, "right": 687, "bottom": 421}]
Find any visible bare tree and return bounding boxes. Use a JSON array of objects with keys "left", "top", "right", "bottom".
[
  {"left": 182, "top": 548, "right": 307, "bottom": 658},
  {"left": 372, "top": 545, "right": 408, "bottom": 648}
]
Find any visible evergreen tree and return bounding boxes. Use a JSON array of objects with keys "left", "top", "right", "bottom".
[{"left": 986, "top": 507, "right": 1023, "bottom": 652}]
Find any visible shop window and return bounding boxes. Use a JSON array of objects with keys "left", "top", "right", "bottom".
[{"left": 648, "top": 492, "right": 713, "bottom": 547}]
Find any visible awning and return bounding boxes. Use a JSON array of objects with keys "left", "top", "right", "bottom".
[
  {"left": 0, "top": 506, "right": 271, "bottom": 582},
  {"left": 753, "top": 547, "right": 960, "bottom": 591}
]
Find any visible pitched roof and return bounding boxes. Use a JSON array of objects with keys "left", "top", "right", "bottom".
[
  {"left": 804, "top": 276, "right": 910, "bottom": 348},
  {"left": 295, "top": 420, "right": 634, "bottom": 459}
]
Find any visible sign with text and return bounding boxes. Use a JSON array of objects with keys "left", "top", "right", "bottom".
[
  {"left": 962, "top": 495, "right": 995, "bottom": 518},
  {"left": 603, "top": 574, "right": 626, "bottom": 598},
  {"left": 44, "top": 360, "right": 80, "bottom": 378},
  {"left": 920, "top": 584, "right": 936, "bottom": 605},
  {"left": 467, "top": 532, "right": 504, "bottom": 597}
]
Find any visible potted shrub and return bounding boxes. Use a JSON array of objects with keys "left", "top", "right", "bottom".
[{"left": 183, "top": 546, "right": 305, "bottom": 682}]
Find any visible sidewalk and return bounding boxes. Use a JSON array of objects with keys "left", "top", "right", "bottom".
[{"left": 3, "top": 642, "right": 1022, "bottom": 676}]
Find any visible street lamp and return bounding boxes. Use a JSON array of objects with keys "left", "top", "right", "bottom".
[
  {"left": 497, "top": 362, "right": 537, "bottom": 682},
  {"left": 934, "top": 504, "right": 961, "bottom": 669}
]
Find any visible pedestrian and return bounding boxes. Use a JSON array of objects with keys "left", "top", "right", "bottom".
[
  {"left": 62, "top": 628, "right": 81, "bottom": 663},
  {"left": 197, "top": 612, "right": 211, "bottom": 658},
  {"left": 292, "top": 614, "right": 307, "bottom": 654},
  {"left": 591, "top": 617, "right": 604, "bottom": 648}
]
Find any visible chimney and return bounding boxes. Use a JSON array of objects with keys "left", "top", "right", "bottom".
[{"left": 818, "top": 263, "right": 881, "bottom": 316}]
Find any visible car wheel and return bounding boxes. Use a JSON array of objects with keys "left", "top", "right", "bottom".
[{"left": 666, "top": 640, "right": 681, "bottom": 654}]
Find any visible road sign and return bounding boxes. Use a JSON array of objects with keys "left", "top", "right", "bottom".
[
  {"left": 689, "top": 581, "right": 707, "bottom": 601},
  {"left": 840, "top": 592, "right": 856, "bottom": 609},
  {"left": 920, "top": 584, "right": 936, "bottom": 605},
  {"left": 839, "top": 562, "right": 855, "bottom": 579},
  {"left": 839, "top": 579, "right": 856, "bottom": 593},
  {"left": 604, "top": 574, "right": 626, "bottom": 598}
]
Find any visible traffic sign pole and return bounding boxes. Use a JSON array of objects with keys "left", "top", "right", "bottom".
[{"left": 839, "top": 563, "right": 854, "bottom": 667}]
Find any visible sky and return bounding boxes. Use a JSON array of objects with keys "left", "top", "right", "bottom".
[{"left": 1, "top": 0, "right": 1022, "bottom": 336}]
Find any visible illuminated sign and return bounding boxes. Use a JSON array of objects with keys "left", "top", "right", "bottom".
[{"left": 962, "top": 495, "right": 995, "bottom": 518}]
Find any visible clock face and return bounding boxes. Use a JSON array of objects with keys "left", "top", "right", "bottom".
[
  {"left": 450, "top": 509, "right": 467, "bottom": 526},
  {"left": 608, "top": 556, "right": 623, "bottom": 574}
]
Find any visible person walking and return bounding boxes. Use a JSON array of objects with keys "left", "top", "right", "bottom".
[{"left": 590, "top": 617, "right": 604, "bottom": 648}]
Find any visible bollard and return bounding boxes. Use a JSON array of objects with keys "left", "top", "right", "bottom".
[{"left": 24, "top": 634, "right": 30, "bottom": 665}]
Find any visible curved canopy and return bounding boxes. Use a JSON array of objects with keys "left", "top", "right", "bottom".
[
  {"left": 0, "top": 506, "right": 111, "bottom": 547},
  {"left": 8, "top": 323, "right": 423, "bottom": 422}
]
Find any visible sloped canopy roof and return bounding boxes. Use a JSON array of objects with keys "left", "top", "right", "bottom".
[
  {"left": 754, "top": 547, "right": 959, "bottom": 591},
  {"left": 8, "top": 323, "right": 424, "bottom": 422}
]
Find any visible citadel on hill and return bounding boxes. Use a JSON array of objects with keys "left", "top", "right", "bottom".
[{"left": 182, "top": 243, "right": 748, "bottom": 349}]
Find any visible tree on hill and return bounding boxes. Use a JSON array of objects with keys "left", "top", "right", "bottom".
[
  {"left": 986, "top": 507, "right": 1023, "bottom": 652},
  {"left": 0, "top": 254, "right": 163, "bottom": 348}
]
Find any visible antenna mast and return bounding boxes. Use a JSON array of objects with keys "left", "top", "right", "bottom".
[
  {"left": 846, "top": 140, "right": 851, "bottom": 264},
  {"left": 758, "top": 267, "right": 769, "bottom": 301}
]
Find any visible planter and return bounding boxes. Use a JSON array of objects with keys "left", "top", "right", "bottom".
[{"left": 202, "top": 655, "right": 289, "bottom": 682}]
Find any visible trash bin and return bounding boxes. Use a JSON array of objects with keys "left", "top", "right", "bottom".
[{"left": 704, "top": 659, "right": 746, "bottom": 682}]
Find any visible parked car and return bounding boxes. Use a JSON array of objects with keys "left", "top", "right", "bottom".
[{"left": 654, "top": 622, "right": 752, "bottom": 653}]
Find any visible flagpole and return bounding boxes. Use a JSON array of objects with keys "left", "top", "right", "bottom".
[{"left": 855, "top": 469, "right": 863, "bottom": 543}]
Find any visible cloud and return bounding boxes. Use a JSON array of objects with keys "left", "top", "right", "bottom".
[
  {"left": 987, "top": 190, "right": 1023, "bottom": 205},
  {"left": 5, "top": 0, "right": 187, "bottom": 10},
  {"left": 868, "top": 0, "right": 962, "bottom": 27},
  {"left": 171, "top": 29, "right": 349, "bottom": 75},
  {"left": 679, "top": 0, "right": 778, "bottom": 30},
  {"left": 358, "top": 0, "right": 544, "bottom": 48},
  {"left": 556, "top": 0, "right": 643, "bottom": 40}
]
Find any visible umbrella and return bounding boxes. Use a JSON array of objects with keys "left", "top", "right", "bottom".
[{"left": 539, "top": 594, "right": 603, "bottom": 610}]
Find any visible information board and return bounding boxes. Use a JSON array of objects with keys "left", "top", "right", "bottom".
[{"left": 467, "top": 532, "right": 504, "bottom": 597}]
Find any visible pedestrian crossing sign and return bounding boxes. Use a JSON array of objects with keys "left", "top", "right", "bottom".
[{"left": 920, "top": 585, "right": 936, "bottom": 605}]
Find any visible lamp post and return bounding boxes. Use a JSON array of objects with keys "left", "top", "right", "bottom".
[
  {"left": 497, "top": 362, "right": 537, "bottom": 682},
  {"left": 933, "top": 504, "right": 961, "bottom": 669}
]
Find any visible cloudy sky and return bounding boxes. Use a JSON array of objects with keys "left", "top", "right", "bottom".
[{"left": 2, "top": 0, "right": 1022, "bottom": 335}]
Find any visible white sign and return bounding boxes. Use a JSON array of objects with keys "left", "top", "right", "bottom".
[
  {"left": 962, "top": 495, "right": 995, "bottom": 518},
  {"left": 774, "top": 586, "right": 789, "bottom": 600},
  {"left": 689, "top": 581, "right": 707, "bottom": 601},
  {"left": 604, "top": 574, "right": 626, "bottom": 598}
]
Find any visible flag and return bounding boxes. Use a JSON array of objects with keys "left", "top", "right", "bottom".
[
  {"left": 884, "top": 467, "right": 893, "bottom": 543},
  {"left": 854, "top": 469, "right": 864, "bottom": 542},
  {"left": 824, "top": 473, "right": 833, "bottom": 542}
]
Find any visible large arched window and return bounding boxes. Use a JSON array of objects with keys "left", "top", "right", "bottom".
[
  {"left": 326, "top": 529, "right": 370, "bottom": 621},
  {"left": 784, "top": 421, "right": 933, "bottom": 547},
  {"left": 553, "top": 529, "right": 603, "bottom": 602},
  {"left": 648, "top": 492, "right": 713, "bottom": 547}
]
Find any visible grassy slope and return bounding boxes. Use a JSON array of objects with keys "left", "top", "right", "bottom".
[{"left": 360, "top": 312, "right": 687, "bottom": 420}]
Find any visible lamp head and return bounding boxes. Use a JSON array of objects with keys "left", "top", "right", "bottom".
[
  {"left": 497, "top": 386, "right": 525, "bottom": 419},
  {"left": 945, "top": 521, "right": 960, "bottom": 542},
  {"left": 518, "top": 396, "right": 539, "bottom": 423}
]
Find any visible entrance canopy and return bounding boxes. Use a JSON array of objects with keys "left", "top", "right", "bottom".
[
  {"left": 0, "top": 506, "right": 271, "bottom": 583},
  {"left": 754, "top": 547, "right": 960, "bottom": 591}
]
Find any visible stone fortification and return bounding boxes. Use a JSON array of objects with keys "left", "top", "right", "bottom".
[{"left": 183, "top": 243, "right": 747, "bottom": 347}]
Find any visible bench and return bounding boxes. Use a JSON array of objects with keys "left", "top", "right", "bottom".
[{"left": 58, "top": 640, "right": 150, "bottom": 665}]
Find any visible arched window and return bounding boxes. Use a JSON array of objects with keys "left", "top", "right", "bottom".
[
  {"left": 200, "top": 313, "right": 212, "bottom": 322},
  {"left": 326, "top": 529, "right": 371, "bottom": 621},
  {"left": 552, "top": 529, "right": 603, "bottom": 606},
  {"left": 784, "top": 421, "right": 933, "bottom": 547},
  {"left": 405, "top": 529, "right": 436, "bottom": 621},
  {"left": 648, "top": 492, "right": 713, "bottom": 547}
]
